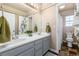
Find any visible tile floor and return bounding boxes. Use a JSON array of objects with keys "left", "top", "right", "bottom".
[{"left": 59, "top": 42, "right": 79, "bottom": 56}]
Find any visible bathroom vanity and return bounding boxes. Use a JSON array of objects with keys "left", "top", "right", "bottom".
[{"left": 0, "top": 33, "right": 50, "bottom": 56}]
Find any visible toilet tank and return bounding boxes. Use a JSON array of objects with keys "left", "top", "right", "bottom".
[{"left": 66, "top": 32, "right": 72, "bottom": 38}]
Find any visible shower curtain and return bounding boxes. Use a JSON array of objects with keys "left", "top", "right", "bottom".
[{"left": 0, "top": 16, "right": 11, "bottom": 43}]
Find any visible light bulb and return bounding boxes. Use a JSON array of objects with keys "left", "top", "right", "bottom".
[{"left": 59, "top": 5, "right": 65, "bottom": 9}]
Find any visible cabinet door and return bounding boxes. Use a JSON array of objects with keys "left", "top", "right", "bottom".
[
  {"left": 0, "top": 42, "right": 34, "bottom": 56},
  {"left": 43, "top": 37, "right": 50, "bottom": 54},
  {"left": 35, "top": 48, "right": 42, "bottom": 56},
  {"left": 19, "top": 48, "right": 34, "bottom": 56},
  {"left": 35, "top": 39, "right": 43, "bottom": 56}
]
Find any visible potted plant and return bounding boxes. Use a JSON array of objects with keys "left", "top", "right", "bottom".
[{"left": 25, "top": 30, "right": 33, "bottom": 36}]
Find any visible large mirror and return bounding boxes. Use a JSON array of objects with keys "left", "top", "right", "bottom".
[{"left": 0, "top": 3, "right": 37, "bottom": 41}]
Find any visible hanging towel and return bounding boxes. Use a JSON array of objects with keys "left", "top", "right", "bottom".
[
  {"left": 0, "top": 16, "right": 11, "bottom": 43},
  {"left": 46, "top": 24, "right": 51, "bottom": 33}
]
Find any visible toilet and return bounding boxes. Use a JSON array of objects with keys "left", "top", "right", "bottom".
[{"left": 66, "top": 32, "right": 73, "bottom": 47}]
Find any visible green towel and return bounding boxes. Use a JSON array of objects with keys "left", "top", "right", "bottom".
[
  {"left": 46, "top": 24, "right": 51, "bottom": 33},
  {"left": 34, "top": 25, "right": 38, "bottom": 32},
  {"left": 0, "top": 16, "right": 11, "bottom": 43}
]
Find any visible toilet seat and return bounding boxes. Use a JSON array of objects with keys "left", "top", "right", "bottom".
[{"left": 66, "top": 38, "right": 73, "bottom": 42}]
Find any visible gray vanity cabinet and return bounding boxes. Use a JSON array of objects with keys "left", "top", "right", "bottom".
[
  {"left": 34, "top": 36, "right": 50, "bottom": 56},
  {"left": 0, "top": 42, "right": 34, "bottom": 56},
  {"left": 0, "top": 35, "right": 50, "bottom": 56},
  {"left": 19, "top": 48, "right": 34, "bottom": 56},
  {"left": 34, "top": 39, "right": 42, "bottom": 56},
  {"left": 43, "top": 37, "right": 50, "bottom": 54}
]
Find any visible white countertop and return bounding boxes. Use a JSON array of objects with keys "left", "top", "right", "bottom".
[{"left": 0, "top": 33, "right": 50, "bottom": 53}]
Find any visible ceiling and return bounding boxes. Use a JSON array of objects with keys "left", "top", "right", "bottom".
[
  {"left": 0, "top": 3, "right": 75, "bottom": 16},
  {"left": 41, "top": 3, "right": 56, "bottom": 10},
  {"left": 4, "top": 3, "right": 55, "bottom": 16},
  {"left": 4, "top": 3, "right": 38, "bottom": 16},
  {"left": 26, "top": 3, "right": 56, "bottom": 10}
]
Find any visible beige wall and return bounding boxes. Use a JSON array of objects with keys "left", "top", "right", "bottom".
[
  {"left": 31, "top": 5, "right": 57, "bottom": 50},
  {"left": 42, "top": 6, "right": 57, "bottom": 49}
]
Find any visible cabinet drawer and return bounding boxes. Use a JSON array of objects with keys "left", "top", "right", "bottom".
[
  {"left": 1, "top": 42, "right": 34, "bottom": 56},
  {"left": 35, "top": 43, "right": 42, "bottom": 50},
  {"left": 19, "top": 48, "right": 34, "bottom": 56}
]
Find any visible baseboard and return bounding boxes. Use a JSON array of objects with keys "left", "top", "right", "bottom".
[
  {"left": 43, "top": 48, "right": 59, "bottom": 56},
  {"left": 50, "top": 48, "right": 59, "bottom": 54},
  {"left": 43, "top": 50, "right": 59, "bottom": 56},
  {"left": 48, "top": 50, "right": 59, "bottom": 55},
  {"left": 43, "top": 50, "right": 49, "bottom": 56}
]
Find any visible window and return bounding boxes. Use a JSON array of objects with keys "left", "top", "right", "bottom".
[{"left": 65, "top": 15, "right": 74, "bottom": 26}]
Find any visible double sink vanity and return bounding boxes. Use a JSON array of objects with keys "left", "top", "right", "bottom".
[{"left": 0, "top": 33, "right": 50, "bottom": 56}]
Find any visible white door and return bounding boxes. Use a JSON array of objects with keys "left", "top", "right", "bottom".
[{"left": 56, "top": 5, "right": 63, "bottom": 52}]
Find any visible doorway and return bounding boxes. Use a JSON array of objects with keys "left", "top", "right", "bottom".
[{"left": 57, "top": 3, "right": 78, "bottom": 56}]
